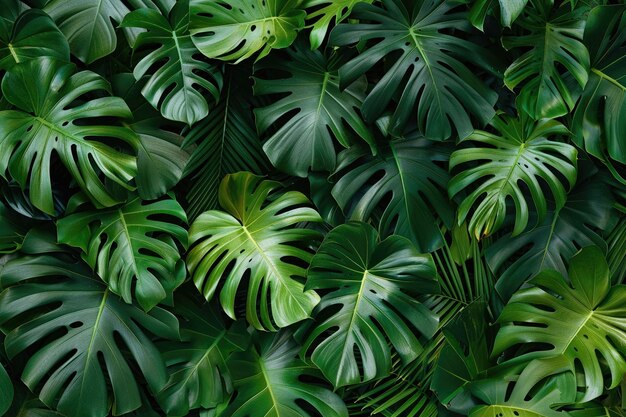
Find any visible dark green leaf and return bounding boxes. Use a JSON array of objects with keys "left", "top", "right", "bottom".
[{"left": 301, "top": 221, "right": 439, "bottom": 387}]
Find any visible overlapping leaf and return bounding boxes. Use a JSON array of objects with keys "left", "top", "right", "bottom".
[
  {"left": 303, "top": 0, "right": 372, "bottom": 49},
  {"left": 301, "top": 222, "right": 439, "bottom": 387},
  {"left": 331, "top": 0, "right": 499, "bottom": 139},
  {"left": 57, "top": 194, "right": 188, "bottom": 311},
  {"left": 0, "top": 58, "right": 139, "bottom": 214},
  {"left": 187, "top": 172, "right": 322, "bottom": 330},
  {"left": 189, "top": 0, "right": 305, "bottom": 62},
  {"left": 449, "top": 113, "right": 577, "bottom": 238},
  {"left": 254, "top": 44, "right": 374, "bottom": 176},
  {"left": 0, "top": 252, "right": 180, "bottom": 417},
  {"left": 122, "top": 2, "right": 222, "bottom": 125}
]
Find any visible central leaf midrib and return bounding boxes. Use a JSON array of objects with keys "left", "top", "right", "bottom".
[
  {"left": 241, "top": 225, "right": 307, "bottom": 315},
  {"left": 78, "top": 289, "right": 109, "bottom": 404},
  {"left": 338, "top": 268, "right": 370, "bottom": 379}
]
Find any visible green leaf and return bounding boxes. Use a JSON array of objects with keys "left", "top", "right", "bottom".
[
  {"left": 0, "top": 0, "right": 23, "bottom": 40},
  {"left": 0, "top": 361, "right": 11, "bottom": 417},
  {"left": 462, "top": 0, "right": 529, "bottom": 30},
  {"left": 0, "top": 252, "right": 180, "bottom": 417},
  {"left": 331, "top": 138, "right": 453, "bottom": 253},
  {"left": 44, "top": 0, "right": 175, "bottom": 64},
  {"left": 182, "top": 69, "right": 271, "bottom": 219},
  {"left": 449, "top": 113, "right": 577, "bottom": 238},
  {"left": 486, "top": 172, "right": 613, "bottom": 303},
  {"left": 503, "top": 2, "right": 590, "bottom": 119},
  {"left": 0, "top": 9, "right": 69, "bottom": 70},
  {"left": 470, "top": 365, "right": 575, "bottom": 417},
  {"left": 432, "top": 302, "right": 491, "bottom": 411},
  {"left": 0, "top": 57, "right": 139, "bottom": 215},
  {"left": 301, "top": 222, "right": 439, "bottom": 388},
  {"left": 303, "top": 0, "right": 372, "bottom": 49},
  {"left": 112, "top": 73, "right": 190, "bottom": 200},
  {"left": 331, "top": 0, "right": 498, "bottom": 139},
  {"left": 0, "top": 200, "right": 28, "bottom": 253},
  {"left": 222, "top": 331, "right": 348, "bottom": 417},
  {"left": 187, "top": 172, "right": 322, "bottom": 330},
  {"left": 571, "top": 5, "right": 626, "bottom": 181},
  {"left": 189, "top": 0, "right": 305, "bottom": 63},
  {"left": 57, "top": 194, "right": 188, "bottom": 311},
  {"left": 254, "top": 43, "right": 375, "bottom": 177},
  {"left": 157, "top": 291, "right": 249, "bottom": 416},
  {"left": 493, "top": 246, "right": 626, "bottom": 402},
  {"left": 122, "top": 2, "right": 222, "bottom": 125}
]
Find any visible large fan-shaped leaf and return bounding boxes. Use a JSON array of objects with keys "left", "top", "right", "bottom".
[
  {"left": 43, "top": 0, "right": 174, "bottom": 64},
  {"left": 223, "top": 331, "right": 348, "bottom": 417},
  {"left": 301, "top": 222, "right": 439, "bottom": 388},
  {"left": 331, "top": 0, "right": 498, "bottom": 139},
  {"left": 112, "top": 73, "right": 190, "bottom": 200},
  {"left": 122, "top": 2, "right": 222, "bottom": 125},
  {"left": 189, "top": 0, "right": 305, "bottom": 63},
  {"left": 572, "top": 5, "right": 626, "bottom": 182},
  {"left": 187, "top": 172, "right": 322, "bottom": 330},
  {"left": 254, "top": 43, "right": 375, "bottom": 177},
  {"left": 0, "top": 252, "right": 180, "bottom": 417},
  {"left": 331, "top": 138, "right": 453, "bottom": 253},
  {"left": 157, "top": 291, "right": 249, "bottom": 416},
  {"left": 493, "top": 246, "right": 626, "bottom": 402},
  {"left": 486, "top": 172, "right": 613, "bottom": 303},
  {"left": 182, "top": 69, "right": 271, "bottom": 219},
  {"left": 0, "top": 9, "right": 68, "bottom": 70},
  {"left": 57, "top": 194, "right": 188, "bottom": 311},
  {"left": 303, "top": 0, "right": 372, "bottom": 49},
  {"left": 449, "top": 114, "right": 577, "bottom": 238},
  {"left": 0, "top": 57, "right": 139, "bottom": 215},
  {"left": 503, "top": 2, "right": 589, "bottom": 119}
]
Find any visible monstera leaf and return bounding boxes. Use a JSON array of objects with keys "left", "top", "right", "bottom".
[
  {"left": 470, "top": 366, "right": 575, "bottom": 417},
  {"left": 0, "top": 57, "right": 139, "bottom": 215},
  {"left": 112, "top": 73, "right": 190, "bottom": 200},
  {"left": 572, "top": 5, "right": 626, "bottom": 182},
  {"left": 303, "top": 0, "right": 372, "bottom": 49},
  {"left": 0, "top": 252, "right": 180, "bottom": 417},
  {"left": 189, "top": 0, "right": 305, "bottom": 63},
  {"left": 460, "top": 0, "right": 528, "bottom": 30},
  {"left": 493, "top": 246, "right": 626, "bottom": 402},
  {"left": 301, "top": 222, "right": 440, "bottom": 388},
  {"left": 122, "top": 1, "right": 222, "bottom": 125},
  {"left": 331, "top": 0, "right": 498, "bottom": 139},
  {"left": 503, "top": 2, "right": 589, "bottom": 119},
  {"left": 44, "top": 0, "right": 174, "bottom": 63},
  {"left": 331, "top": 138, "right": 453, "bottom": 253},
  {"left": 0, "top": 9, "right": 68, "bottom": 70},
  {"left": 449, "top": 114, "right": 577, "bottom": 238},
  {"left": 222, "top": 331, "right": 348, "bottom": 417},
  {"left": 254, "top": 44, "right": 374, "bottom": 177},
  {"left": 57, "top": 194, "right": 188, "bottom": 311},
  {"left": 187, "top": 172, "right": 322, "bottom": 330},
  {"left": 157, "top": 291, "right": 249, "bottom": 416},
  {"left": 487, "top": 172, "right": 613, "bottom": 303}
]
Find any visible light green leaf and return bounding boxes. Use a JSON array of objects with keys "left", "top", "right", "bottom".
[
  {"left": 187, "top": 172, "right": 322, "bottom": 330},
  {"left": 493, "top": 246, "right": 626, "bottom": 402},
  {"left": 303, "top": 0, "right": 372, "bottom": 49},
  {"left": 449, "top": 113, "right": 577, "bottom": 238},
  {"left": 189, "top": 0, "right": 305, "bottom": 63}
]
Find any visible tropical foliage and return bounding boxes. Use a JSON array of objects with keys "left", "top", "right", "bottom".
[{"left": 0, "top": 1, "right": 624, "bottom": 417}]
